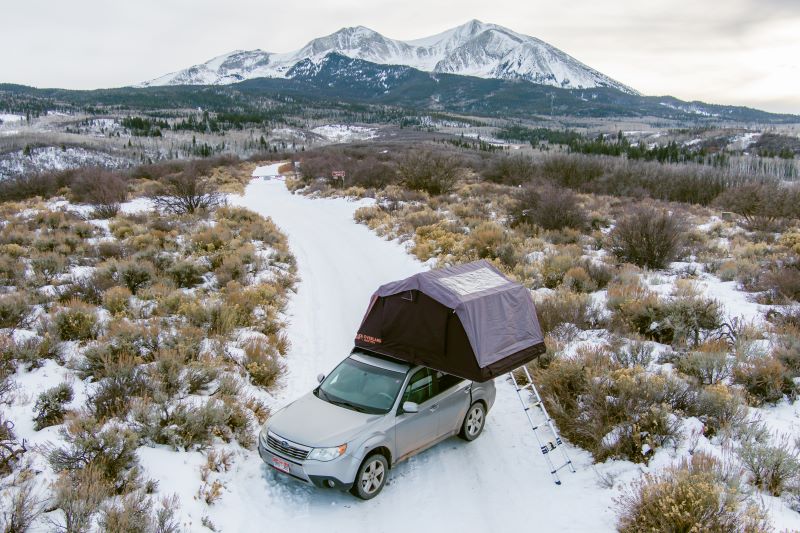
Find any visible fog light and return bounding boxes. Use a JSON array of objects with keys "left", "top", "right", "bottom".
[{"left": 326, "top": 480, "right": 335, "bottom": 488}]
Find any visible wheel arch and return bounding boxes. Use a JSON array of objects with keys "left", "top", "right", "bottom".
[{"left": 366, "top": 446, "right": 393, "bottom": 468}]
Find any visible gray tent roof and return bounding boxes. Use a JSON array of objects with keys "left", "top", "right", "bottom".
[{"left": 371, "top": 260, "right": 544, "bottom": 370}]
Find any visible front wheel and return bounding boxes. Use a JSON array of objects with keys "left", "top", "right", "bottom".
[
  {"left": 350, "top": 453, "right": 388, "bottom": 500},
  {"left": 459, "top": 402, "right": 486, "bottom": 441}
]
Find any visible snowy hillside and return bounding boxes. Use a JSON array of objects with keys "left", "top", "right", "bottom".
[
  {"left": 0, "top": 146, "right": 133, "bottom": 179},
  {"left": 141, "top": 20, "right": 636, "bottom": 94}
]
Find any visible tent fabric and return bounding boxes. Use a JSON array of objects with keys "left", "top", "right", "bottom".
[{"left": 354, "top": 260, "right": 545, "bottom": 382}]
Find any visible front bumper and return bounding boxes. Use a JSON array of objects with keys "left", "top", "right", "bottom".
[{"left": 258, "top": 432, "right": 358, "bottom": 490}]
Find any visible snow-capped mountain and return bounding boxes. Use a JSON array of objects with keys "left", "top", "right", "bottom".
[{"left": 141, "top": 20, "right": 637, "bottom": 94}]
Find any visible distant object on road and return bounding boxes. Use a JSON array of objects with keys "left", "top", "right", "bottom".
[{"left": 252, "top": 164, "right": 284, "bottom": 181}]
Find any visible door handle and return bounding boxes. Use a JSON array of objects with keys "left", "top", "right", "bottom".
[
  {"left": 430, "top": 404, "right": 438, "bottom": 411},
  {"left": 463, "top": 387, "right": 471, "bottom": 394}
]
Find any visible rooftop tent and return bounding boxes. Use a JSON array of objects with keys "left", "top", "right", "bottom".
[{"left": 354, "top": 260, "right": 545, "bottom": 382}]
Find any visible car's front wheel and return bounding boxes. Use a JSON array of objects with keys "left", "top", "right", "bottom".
[
  {"left": 459, "top": 402, "right": 486, "bottom": 441},
  {"left": 351, "top": 453, "right": 388, "bottom": 500}
]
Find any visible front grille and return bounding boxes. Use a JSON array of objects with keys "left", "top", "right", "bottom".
[{"left": 267, "top": 432, "right": 310, "bottom": 461}]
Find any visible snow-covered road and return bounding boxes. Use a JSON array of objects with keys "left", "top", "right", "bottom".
[{"left": 201, "top": 164, "right": 622, "bottom": 532}]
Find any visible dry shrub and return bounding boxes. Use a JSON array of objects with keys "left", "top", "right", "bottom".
[
  {"left": 133, "top": 396, "right": 253, "bottom": 450},
  {"left": 53, "top": 465, "right": 111, "bottom": 533},
  {"left": 610, "top": 339, "right": 654, "bottom": 369},
  {"left": 70, "top": 167, "right": 128, "bottom": 206},
  {"left": 148, "top": 162, "right": 222, "bottom": 214},
  {"left": 510, "top": 184, "right": 588, "bottom": 231},
  {"left": 57, "top": 270, "right": 114, "bottom": 306},
  {"left": 539, "top": 249, "right": 580, "bottom": 289},
  {"left": 1, "top": 334, "right": 59, "bottom": 371},
  {"left": 205, "top": 449, "right": 234, "bottom": 473},
  {"left": 53, "top": 300, "right": 98, "bottom": 341},
  {"left": 665, "top": 284, "right": 724, "bottom": 347},
  {"left": 98, "top": 489, "right": 152, "bottom": 533},
  {"left": 102, "top": 319, "right": 162, "bottom": 360},
  {"left": 207, "top": 303, "right": 238, "bottom": 337},
  {"left": 772, "top": 327, "right": 800, "bottom": 376},
  {"left": 534, "top": 289, "right": 601, "bottom": 333},
  {"left": 616, "top": 452, "right": 769, "bottom": 533},
  {"left": 102, "top": 285, "right": 132, "bottom": 316},
  {"left": 33, "top": 382, "right": 73, "bottom": 430},
  {"left": 691, "top": 384, "right": 747, "bottom": 438},
  {"left": 759, "top": 265, "right": 800, "bottom": 304},
  {"left": 214, "top": 252, "right": 249, "bottom": 286},
  {"left": 608, "top": 277, "right": 723, "bottom": 347},
  {"left": 0, "top": 479, "right": 44, "bottom": 533},
  {"left": 399, "top": 151, "right": 459, "bottom": 195},
  {"left": 607, "top": 281, "right": 665, "bottom": 340},
  {"left": 185, "top": 361, "right": 220, "bottom": 394},
  {"left": 198, "top": 479, "right": 225, "bottom": 505},
  {"left": 49, "top": 416, "right": 140, "bottom": 493},
  {"left": 168, "top": 260, "right": 206, "bottom": 288},
  {"left": 354, "top": 205, "right": 390, "bottom": 230},
  {"left": 736, "top": 421, "right": 800, "bottom": 497},
  {"left": 0, "top": 413, "right": 26, "bottom": 476},
  {"left": 244, "top": 337, "right": 283, "bottom": 389},
  {"left": 483, "top": 154, "right": 537, "bottom": 185},
  {"left": 733, "top": 353, "right": 796, "bottom": 406},
  {"left": 30, "top": 252, "right": 67, "bottom": 284},
  {"left": 0, "top": 254, "right": 26, "bottom": 286},
  {"left": 464, "top": 221, "right": 519, "bottom": 267},
  {"left": 675, "top": 340, "right": 732, "bottom": 385},
  {"left": 715, "top": 182, "right": 797, "bottom": 231},
  {"left": 97, "top": 490, "right": 181, "bottom": 533},
  {"left": 118, "top": 260, "right": 154, "bottom": 294},
  {"left": 97, "top": 240, "right": 125, "bottom": 260},
  {"left": 533, "top": 349, "right": 686, "bottom": 463},
  {"left": 608, "top": 207, "right": 685, "bottom": 269},
  {"left": 0, "top": 292, "right": 30, "bottom": 329},
  {"left": 411, "top": 222, "right": 465, "bottom": 262},
  {"left": 91, "top": 360, "right": 150, "bottom": 419},
  {"left": 561, "top": 266, "right": 596, "bottom": 293}
]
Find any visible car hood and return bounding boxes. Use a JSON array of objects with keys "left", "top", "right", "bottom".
[{"left": 267, "top": 391, "right": 382, "bottom": 448}]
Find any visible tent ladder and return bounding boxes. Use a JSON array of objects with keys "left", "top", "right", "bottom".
[{"left": 508, "top": 365, "right": 576, "bottom": 485}]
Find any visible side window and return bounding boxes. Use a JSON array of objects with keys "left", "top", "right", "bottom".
[
  {"left": 436, "top": 372, "right": 464, "bottom": 394},
  {"left": 403, "top": 369, "right": 435, "bottom": 405}
]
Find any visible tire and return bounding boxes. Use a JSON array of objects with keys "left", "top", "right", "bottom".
[
  {"left": 459, "top": 402, "right": 486, "bottom": 441},
  {"left": 350, "top": 453, "right": 389, "bottom": 500}
]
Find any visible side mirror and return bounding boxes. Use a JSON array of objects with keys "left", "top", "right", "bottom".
[
  {"left": 316, "top": 373, "right": 325, "bottom": 384},
  {"left": 402, "top": 401, "right": 419, "bottom": 414}
]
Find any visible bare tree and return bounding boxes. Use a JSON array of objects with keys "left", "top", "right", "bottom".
[
  {"left": 70, "top": 167, "right": 128, "bottom": 218},
  {"left": 399, "top": 151, "right": 459, "bottom": 195},
  {"left": 609, "top": 207, "right": 686, "bottom": 269},
  {"left": 148, "top": 162, "right": 222, "bottom": 214}
]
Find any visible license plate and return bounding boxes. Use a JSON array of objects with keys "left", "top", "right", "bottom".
[{"left": 272, "top": 456, "right": 291, "bottom": 474}]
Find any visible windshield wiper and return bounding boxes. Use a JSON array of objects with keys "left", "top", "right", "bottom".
[{"left": 326, "top": 396, "right": 369, "bottom": 413}]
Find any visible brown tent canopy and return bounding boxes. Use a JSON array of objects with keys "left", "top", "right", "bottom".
[{"left": 354, "top": 260, "right": 545, "bottom": 382}]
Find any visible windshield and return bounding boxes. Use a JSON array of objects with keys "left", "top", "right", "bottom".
[{"left": 316, "top": 357, "right": 407, "bottom": 414}]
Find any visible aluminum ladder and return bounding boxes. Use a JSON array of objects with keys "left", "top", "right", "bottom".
[{"left": 508, "top": 365, "right": 575, "bottom": 485}]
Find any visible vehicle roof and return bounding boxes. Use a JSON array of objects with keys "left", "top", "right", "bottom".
[{"left": 350, "top": 348, "right": 411, "bottom": 374}]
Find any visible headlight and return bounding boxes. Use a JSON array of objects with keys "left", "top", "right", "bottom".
[{"left": 307, "top": 444, "right": 347, "bottom": 462}]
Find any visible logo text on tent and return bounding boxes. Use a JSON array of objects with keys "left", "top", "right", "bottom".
[{"left": 356, "top": 333, "right": 382, "bottom": 344}]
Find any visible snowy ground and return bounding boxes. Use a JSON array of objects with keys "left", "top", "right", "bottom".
[
  {"left": 3, "top": 162, "right": 798, "bottom": 531},
  {"left": 311, "top": 125, "right": 377, "bottom": 143},
  {"left": 0, "top": 113, "right": 25, "bottom": 124},
  {"left": 147, "top": 162, "right": 630, "bottom": 532}
]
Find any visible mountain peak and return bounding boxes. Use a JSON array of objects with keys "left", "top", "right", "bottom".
[{"left": 140, "top": 21, "right": 637, "bottom": 94}]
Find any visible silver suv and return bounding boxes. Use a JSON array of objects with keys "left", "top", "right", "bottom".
[{"left": 258, "top": 349, "right": 496, "bottom": 499}]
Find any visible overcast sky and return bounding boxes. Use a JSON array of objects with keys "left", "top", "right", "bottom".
[{"left": 2, "top": 0, "right": 798, "bottom": 114}]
